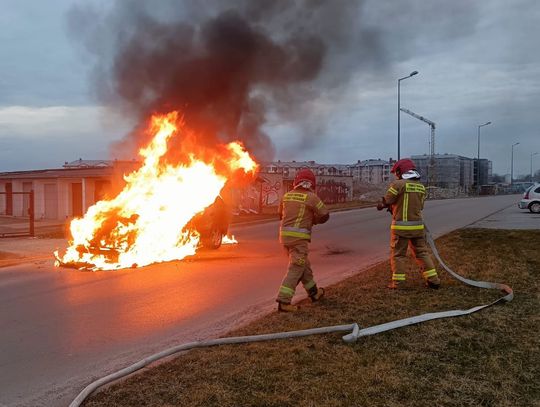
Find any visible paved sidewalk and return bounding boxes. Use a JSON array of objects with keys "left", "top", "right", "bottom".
[
  {"left": 0, "top": 237, "right": 65, "bottom": 267},
  {"left": 468, "top": 203, "right": 540, "bottom": 230},
  {"left": 0, "top": 216, "right": 66, "bottom": 237}
]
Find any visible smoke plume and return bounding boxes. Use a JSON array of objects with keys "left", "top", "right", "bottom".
[{"left": 68, "top": 0, "right": 384, "bottom": 161}]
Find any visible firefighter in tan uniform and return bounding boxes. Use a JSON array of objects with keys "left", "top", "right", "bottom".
[
  {"left": 377, "top": 158, "right": 441, "bottom": 289},
  {"left": 276, "top": 169, "right": 329, "bottom": 312}
]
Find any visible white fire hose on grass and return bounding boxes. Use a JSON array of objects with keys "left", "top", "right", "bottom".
[{"left": 69, "top": 225, "right": 513, "bottom": 407}]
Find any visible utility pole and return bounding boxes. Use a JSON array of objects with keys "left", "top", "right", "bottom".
[
  {"left": 477, "top": 122, "right": 492, "bottom": 192},
  {"left": 511, "top": 142, "right": 520, "bottom": 186},
  {"left": 531, "top": 152, "right": 538, "bottom": 182},
  {"left": 397, "top": 71, "right": 418, "bottom": 160}
]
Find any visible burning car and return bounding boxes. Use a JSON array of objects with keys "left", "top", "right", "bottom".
[{"left": 54, "top": 112, "right": 256, "bottom": 271}]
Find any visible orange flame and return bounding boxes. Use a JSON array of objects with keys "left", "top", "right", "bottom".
[
  {"left": 55, "top": 112, "right": 257, "bottom": 270},
  {"left": 221, "top": 234, "right": 238, "bottom": 245}
]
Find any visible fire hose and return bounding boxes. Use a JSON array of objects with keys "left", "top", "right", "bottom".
[{"left": 69, "top": 225, "right": 513, "bottom": 407}]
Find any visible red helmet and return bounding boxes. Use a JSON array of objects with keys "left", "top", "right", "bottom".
[
  {"left": 293, "top": 168, "right": 316, "bottom": 187},
  {"left": 391, "top": 158, "right": 416, "bottom": 175}
]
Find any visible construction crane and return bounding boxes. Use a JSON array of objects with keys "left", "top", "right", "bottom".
[
  {"left": 400, "top": 107, "right": 436, "bottom": 190},
  {"left": 400, "top": 107, "right": 435, "bottom": 156}
]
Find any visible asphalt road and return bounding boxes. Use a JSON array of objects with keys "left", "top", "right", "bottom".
[{"left": 0, "top": 194, "right": 520, "bottom": 407}]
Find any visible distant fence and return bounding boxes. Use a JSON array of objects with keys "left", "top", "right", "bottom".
[{"left": 0, "top": 190, "right": 35, "bottom": 237}]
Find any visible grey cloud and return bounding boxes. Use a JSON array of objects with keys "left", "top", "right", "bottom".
[{"left": 0, "top": 0, "right": 89, "bottom": 107}]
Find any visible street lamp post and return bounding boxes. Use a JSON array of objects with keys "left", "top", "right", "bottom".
[
  {"left": 397, "top": 70, "right": 419, "bottom": 160},
  {"left": 476, "top": 121, "right": 492, "bottom": 189},
  {"left": 531, "top": 152, "right": 539, "bottom": 182},
  {"left": 511, "top": 142, "right": 520, "bottom": 185}
]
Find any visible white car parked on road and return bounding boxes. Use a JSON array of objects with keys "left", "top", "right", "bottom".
[{"left": 518, "top": 183, "right": 540, "bottom": 213}]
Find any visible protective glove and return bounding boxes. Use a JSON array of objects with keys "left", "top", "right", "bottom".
[{"left": 376, "top": 202, "right": 386, "bottom": 211}]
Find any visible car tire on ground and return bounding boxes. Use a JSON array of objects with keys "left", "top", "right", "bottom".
[
  {"left": 529, "top": 202, "right": 540, "bottom": 214},
  {"left": 203, "top": 226, "right": 223, "bottom": 249}
]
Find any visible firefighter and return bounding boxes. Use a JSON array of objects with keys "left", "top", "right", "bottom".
[
  {"left": 276, "top": 169, "right": 329, "bottom": 312},
  {"left": 377, "top": 158, "right": 441, "bottom": 289}
]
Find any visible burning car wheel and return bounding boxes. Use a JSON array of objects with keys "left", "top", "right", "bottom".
[
  {"left": 203, "top": 226, "right": 223, "bottom": 249},
  {"left": 529, "top": 202, "right": 540, "bottom": 214},
  {"left": 194, "top": 195, "right": 230, "bottom": 250}
]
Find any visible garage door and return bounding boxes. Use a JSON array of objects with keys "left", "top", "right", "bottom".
[{"left": 44, "top": 184, "right": 58, "bottom": 219}]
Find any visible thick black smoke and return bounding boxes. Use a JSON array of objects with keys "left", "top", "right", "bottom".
[{"left": 68, "top": 0, "right": 383, "bottom": 160}]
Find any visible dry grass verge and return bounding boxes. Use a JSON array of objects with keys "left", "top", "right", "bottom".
[{"left": 84, "top": 229, "right": 539, "bottom": 407}]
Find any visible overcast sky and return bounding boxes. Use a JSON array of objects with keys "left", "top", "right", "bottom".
[{"left": 1, "top": 0, "right": 539, "bottom": 176}]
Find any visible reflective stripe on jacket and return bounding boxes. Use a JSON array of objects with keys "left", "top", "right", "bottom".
[
  {"left": 279, "top": 187, "right": 329, "bottom": 242},
  {"left": 384, "top": 179, "right": 426, "bottom": 234}
]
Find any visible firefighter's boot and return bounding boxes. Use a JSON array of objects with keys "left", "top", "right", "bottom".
[
  {"left": 423, "top": 269, "right": 440, "bottom": 289},
  {"left": 388, "top": 273, "right": 406, "bottom": 289},
  {"left": 278, "top": 302, "right": 298, "bottom": 312},
  {"left": 426, "top": 276, "right": 441, "bottom": 289},
  {"left": 308, "top": 286, "right": 325, "bottom": 302}
]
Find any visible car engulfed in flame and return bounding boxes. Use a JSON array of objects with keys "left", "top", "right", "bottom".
[{"left": 54, "top": 111, "right": 256, "bottom": 271}]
